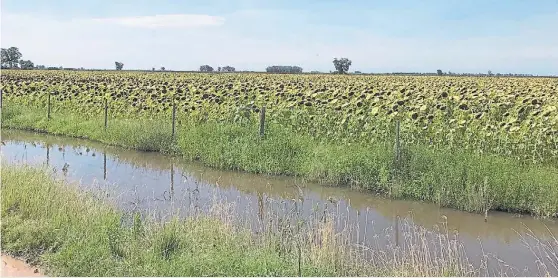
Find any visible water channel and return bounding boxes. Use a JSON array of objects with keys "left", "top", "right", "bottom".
[{"left": 1, "top": 129, "right": 557, "bottom": 276}]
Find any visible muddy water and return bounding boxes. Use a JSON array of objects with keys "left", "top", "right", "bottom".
[{"left": 1, "top": 129, "right": 557, "bottom": 276}]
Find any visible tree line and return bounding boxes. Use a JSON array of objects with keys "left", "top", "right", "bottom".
[
  {"left": 435, "top": 69, "right": 539, "bottom": 77},
  {"left": 115, "top": 57, "right": 353, "bottom": 74},
  {"left": 1, "top": 47, "right": 69, "bottom": 70},
  {"left": 2, "top": 45, "right": 550, "bottom": 77},
  {"left": 199, "top": 65, "right": 236, "bottom": 72},
  {"left": 1, "top": 49, "right": 356, "bottom": 75},
  {"left": 1, "top": 47, "right": 37, "bottom": 69}
]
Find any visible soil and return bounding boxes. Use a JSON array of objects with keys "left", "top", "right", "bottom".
[{"left": 1, "top": 254, "right": 44, "bottom": 277}]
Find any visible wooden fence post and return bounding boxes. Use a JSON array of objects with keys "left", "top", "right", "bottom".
[
  {"left": 104, "top": 98, "right": 108, "bottom": 131},
  {"left": 47, "top": 93, "right": 51, "bottom": 120},
  {"left": 259, "top": 106, "right": 266, "bottom": 137},
  {"left": 395, "top": 120, "right": 401, "bottom": 164},
  {"left": 172, "top": 100, "right": 176, "bottom": 139}
]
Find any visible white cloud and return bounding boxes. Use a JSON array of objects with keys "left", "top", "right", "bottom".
[{"left": 91, "top": 14, "right": 225, "bottom": 29}]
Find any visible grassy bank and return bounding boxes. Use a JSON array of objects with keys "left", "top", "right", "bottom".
[
  {"left": 2, "top": 165, "right": 493, "bottom": 276},
  {"left": 0, "top": 165, "right": 362, "bottom": 276},
  {"left": 2, "top": 104, "right": 558, "bottom": 217}
]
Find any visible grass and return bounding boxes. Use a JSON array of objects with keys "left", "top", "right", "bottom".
[
  {"left": 0, "top": 165, "right": 353, "bottom": 276},
  {"left": 1, "top": 164, "right": 500, "bottom": 276},
  {"left": 2, "top": 104, "right": 558, "bottom": 217}
]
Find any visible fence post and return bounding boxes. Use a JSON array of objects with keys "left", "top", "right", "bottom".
[
  {"left": 259, "top": 106, "right": 266, "bottom": 137},
  {"left": 47, "top": 93, "right": 51, "bottom": 120},
  {"left": 395, "top": 120, "right": 401, "bottom": 164},
  {"left": 172, "top": 100, "right": 176, "bottom": 139},
  {"left": 104, "top": 98, "right": 108, "bottom": 131},
  {"left": 0, "top": 89, "right": 3, "bottom": 110}
]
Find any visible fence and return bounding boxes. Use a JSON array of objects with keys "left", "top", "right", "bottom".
[{"left": 5, "top": 93, "right": 405, "bottom": 163}]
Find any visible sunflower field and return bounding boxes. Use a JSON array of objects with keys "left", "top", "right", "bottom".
[{"left": 2, "top": 70, "right": 556, "bottom": 164}]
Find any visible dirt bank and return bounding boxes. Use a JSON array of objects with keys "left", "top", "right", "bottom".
[{"left": 1, "top": 254, "right": 44, "bottom": 277}]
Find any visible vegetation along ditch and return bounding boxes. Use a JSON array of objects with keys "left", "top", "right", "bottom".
[{"left": 1, "top": 71, "right": 557, "bottom": 217}]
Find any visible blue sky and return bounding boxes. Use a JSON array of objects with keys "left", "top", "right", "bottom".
[{"left": 2, "top": 0, "right": 557, "bottom": 74}]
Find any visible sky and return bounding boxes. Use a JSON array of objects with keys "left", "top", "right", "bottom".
[{"left": 1, "top": 0, "right": 557, "bottom": 75}]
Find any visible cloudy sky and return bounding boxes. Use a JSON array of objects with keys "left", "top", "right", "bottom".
[{"left": 1, "top": 0, "right": 557, "bottom": 74}]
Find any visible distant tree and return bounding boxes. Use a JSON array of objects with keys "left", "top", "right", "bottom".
[
  {"left": 221, "top": 66, "right": 235, "bottom": 72},
  {"left": 437, "top": 69, "right": 443, "bottom": 76},
  {"left": 488, "top": 70, "right": 493, "bottom": 76},
  {"left": 0, "top": 48, "right": 7, "bottom": 68},
  {"left": 310, "top": 71, "right": 321, "bottom": 74},
  {"left": 265, "top": 65, "right": 303, "bottom": 73},
  {"left": 200, "top": 65, "right": 214, "bottom": 72},
  {"left": 19, "top": 59, "right": 34, "bottom": 69},
  {"left": 217, "top": 66, "right": 222, "bottom": 72},
  {"left": 152, "top": 67, "right": 155, "bottom": 72},
  {"left": 36, "top": 65, "right": 46, "bottom": 70},
  {"left": 160, "top": 66, "right": 165, "bottom": 71},
  {"left": 332, "top": 58, "right": 351, "bottom": 74},
  {"left": 1, "top": 47, "right": 23, "bottom": 68},
  {"left": 0, "top": 49, "right": 9, "bottom": 68},
  {"left": 354, "top": 71, "right": 362, "bottom": 74},
  {"left": 115, "top": 61, "right": 124, "bottom": 70}
]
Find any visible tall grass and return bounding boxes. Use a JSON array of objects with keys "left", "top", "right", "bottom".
[
  {"left": 518, "top": 226, "right": 558, "bottom": 275},
  {"left": 2, "top": 104, "right": 558, "bottom": 217},
  {"left": 4, "top": 165, "right": 558, "bottom": 276},
  {"left": 0, "top": 165, "right": 480, "bottom": 276}
]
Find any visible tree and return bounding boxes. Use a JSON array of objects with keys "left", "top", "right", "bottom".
[
  {"left": 221, "top": 66, "right": 235, "bottom": 72},
  {"left": 218, "top": 66, "right": 222, "bottom": 72},
  {"left": 200, "top": 65, "right": 214, "bottom": 72},
  {"left": 19, "top": 59, "right": 34, "bottom": 69},
  {"left": 488, "top": 70, "right": 493, "bottom": 76},
  {"left": 160, "top": 67, "right": 165, "bottom": 71},
  {"left": 0, "top": 48, "right": 8, "bottom": 68},
  {"left": 152, "top": 67, "right": 155, "bottom": 72},
  {"left": 332, "top": 58, "right": 351, "bottom": 74},
  {"left": 115, "top": 61, "right": 124, "bottom": 70},
  {"left": 36, "top": 65, "right": 46, "bottom": 70},
  {"left": 265, "top": 65, "right": 303, "bottom": 73},
  {"left": 1, "top": 47, "right": 23, "bottom": 68},
  {"left": 437, "top": 69, "right": 443, "bottom": 76}
]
